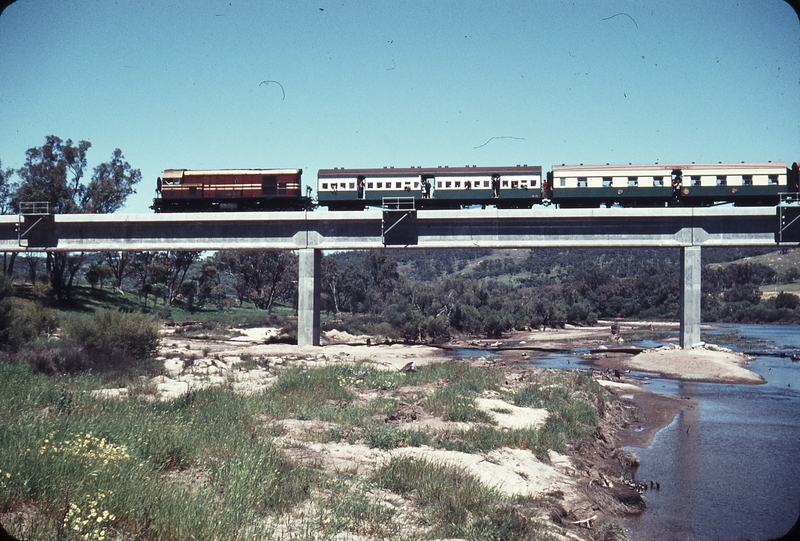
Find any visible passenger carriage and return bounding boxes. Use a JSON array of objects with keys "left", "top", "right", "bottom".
[
  {"left": 317, "top": 165, "right": 543, "bottom": 210},
  {"left": 673, "top": 162, "right": 787, "bottom": 206},
  {"left": 548, "top": 162, "right": 789, "bottom": 207}
]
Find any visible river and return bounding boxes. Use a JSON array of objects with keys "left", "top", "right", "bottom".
[{"left": 522, "top": 324, "right": 800, "bottom": 541}]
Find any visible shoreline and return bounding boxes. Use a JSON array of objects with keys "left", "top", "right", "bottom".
[{"left": 121, "top": 324, "right": 765, "bottom": 538}]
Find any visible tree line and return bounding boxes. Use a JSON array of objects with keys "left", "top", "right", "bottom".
[{"left": 2, "top": 135, "right": 799, "bottom": 346}]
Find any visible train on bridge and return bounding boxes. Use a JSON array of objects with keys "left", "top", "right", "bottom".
[{"left": 152, "top": 161, "right": 800, "bottom": 212}]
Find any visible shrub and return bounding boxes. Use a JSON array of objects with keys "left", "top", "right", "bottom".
[
  {"left": 61, "top": 308, "right": 160, "bottom": 360},
  {"left": 13, "top": 341, "right": 88, "bottom": 375},
  {"left": 5, "top": 303, "right": 59, "bottom": 351}
]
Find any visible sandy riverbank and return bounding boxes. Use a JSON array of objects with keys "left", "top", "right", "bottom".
[
  {"left": 109, "top": 323, "right": 757, "bottom": 539},
  {"left": 592, "top": 345, "right": 765, "bottom": 385}
]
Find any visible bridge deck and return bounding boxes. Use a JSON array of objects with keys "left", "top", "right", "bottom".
[{"left": 0, "top": 207, "right": 780, "bottom": 252}]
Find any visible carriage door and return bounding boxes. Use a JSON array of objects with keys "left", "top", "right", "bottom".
[{"left": 262, "top": 175, "right": 277, "bottom": 196}]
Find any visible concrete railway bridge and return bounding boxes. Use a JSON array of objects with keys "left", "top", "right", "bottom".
[{"left": 2, "top": 204, "right": 797, "bottom": 348}]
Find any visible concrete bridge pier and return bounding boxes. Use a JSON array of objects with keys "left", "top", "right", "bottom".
[
  {"left": 680, "top": 246, "right": 702, "bottom": 348},
  {"left": 297, "top": 248, "right": 321, "bottom": 346}
]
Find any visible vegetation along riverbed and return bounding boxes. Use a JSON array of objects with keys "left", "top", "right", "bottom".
[
  {"left": 2, "top": 320, "right": 722, "bottom": 541},
  {"left": 1, "top": 245, "right": 797, "bottom": 540}
]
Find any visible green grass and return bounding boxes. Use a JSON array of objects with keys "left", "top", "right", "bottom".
[
  {"left": 371, "top": 456, "right": 560, "bottom": 541},
  {"left": 0, "top": 358, "right": 605, "bottom": 540},
  {"left": 14, "top": 283, "right": 299, "bottom": 329}
]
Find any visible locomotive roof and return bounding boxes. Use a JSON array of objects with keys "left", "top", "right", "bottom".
[
  {"left": 318, "top": 165, "right": 542, "bottom": 177},
  {"left": 162, "top": 168, "right": 302, "bottom": 176},
  {"left": 551, "top": 162, "right": 787, "bottom": 173}
]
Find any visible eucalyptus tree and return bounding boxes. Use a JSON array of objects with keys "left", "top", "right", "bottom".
[
  {"left": 12, "top": 136, "right": 141, "bottom": 300},
  {"left": 215, "top": 250, "right": 295, "bottom": 311}
]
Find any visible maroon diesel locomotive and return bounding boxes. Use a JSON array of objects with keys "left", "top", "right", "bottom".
[{"left": 152, "top": 168, "right": 312, "bottom": 212}]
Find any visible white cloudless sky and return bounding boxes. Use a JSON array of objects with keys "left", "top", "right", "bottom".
[{"left": 1, "top": 0, "right": 798, "bottom": 213}]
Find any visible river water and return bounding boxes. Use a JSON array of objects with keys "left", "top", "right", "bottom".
[{"left": 465, "top": 324, "right": 800, "bottom": 541}]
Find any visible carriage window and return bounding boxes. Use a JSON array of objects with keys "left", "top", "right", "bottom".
[
  {"left": 560, "top": 178, "right": 566, "bottom": 187},
  {"left": 414, "top": 182, "right": 419, "bottom": 188},
  {"left": 445, "top": 181, "right": 452, "bottom": 188},
  {"left": 484, "top": 181, "right": 490, "bottom": 187},
  {"left": 602, "top": 177, "right": 612, "bottom": 187},
  {"left": 349, "top": 183, "right": 355, "bottom": 189},
  {"left": 531, "top": 179, "right": 537, "bottom": 187},
  {"left": 438, "top": 181, "right": 443, "bottom": 188},
  {"left": 654, "top": 176, "right": 664, "bottom": 187},
  {"left": 716, "top": 176, "right": 727, "bottom": 186},
  {"left": 768, "top": 175, "right": 778, "bottom": 185},
  {"left": 578, "top": 177, "right": 587, "bottom": 187},
  {"left": 511, "top": 180, "right": 518, "bottom": 188},
  {"left": 367, "top": 182, "right": 373, "bottom": 189},
  {"left": 322, "top": 183, "right": 328, "bottom": 190},
  {"left": 628, "top": 177, "right": 638, "bottom": 187},
  {"left": 692, "top": 176, "right": 701, "bottom": 186},
  {"left": 743, "top": 175, "right": 753, "bottom": 185},
  {"left": 393, "top": 182, "right": 400, "bottom": 188},
  {"left": 455, "top": 181, "right": 461, "bottom": 188},
  {"left": 377, "top": 182, "right": 383, "bottom": 188},
  {"left": 502, "top": 181, "right": 509, "bottom": 187}
]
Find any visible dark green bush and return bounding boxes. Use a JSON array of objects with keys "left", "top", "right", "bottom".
[
  {"left": 61, "top": 308, "right": 160, "bottom": 359},
  {"left": 13, "top": 341, "right": 88, "bottom": 375},
  {"left": 3, "top": 302, "right": 59, "bottom": 352},
  {"left": 1, "top": 274, "right": 61, "bottom": 352}
]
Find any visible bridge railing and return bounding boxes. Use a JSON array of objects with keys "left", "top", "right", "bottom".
[{"left": 19, "top": 201, "right": 51, "bottom": 215}]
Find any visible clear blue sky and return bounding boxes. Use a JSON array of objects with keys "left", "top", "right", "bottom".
[{"left": 1, "top": 0, "right": 798, "bottom": 213}]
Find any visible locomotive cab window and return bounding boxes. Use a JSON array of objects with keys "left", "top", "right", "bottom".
[{"left": 768, "top": 175, "right": 778, "bottom": 185}]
